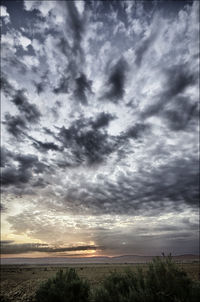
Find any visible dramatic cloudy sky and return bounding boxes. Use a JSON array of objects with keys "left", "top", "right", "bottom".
[{"left": 1, "top": 0, "right": 199, "bottom": 258}]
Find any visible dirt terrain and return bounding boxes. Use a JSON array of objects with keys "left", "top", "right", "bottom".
[{"left": 1, "top": 262, "right": 199, "bottom": 302}]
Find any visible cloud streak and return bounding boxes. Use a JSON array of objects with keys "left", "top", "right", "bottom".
[{"left": 0, "top": 241, "right": 101, "bottom": 254}]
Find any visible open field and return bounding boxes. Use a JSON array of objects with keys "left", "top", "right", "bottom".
[{"left": 0, "top": 262, "right": 199, "bottom": 302}]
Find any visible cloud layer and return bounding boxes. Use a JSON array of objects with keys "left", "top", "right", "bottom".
[{"left": 1, "top": 0, "right": 199, "bottom": 256}]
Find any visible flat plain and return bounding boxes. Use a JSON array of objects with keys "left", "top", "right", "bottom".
[{"left": 0, "top": 262, "right": 199, "bottom": 302}]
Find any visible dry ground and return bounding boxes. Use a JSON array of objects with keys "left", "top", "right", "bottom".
[{"left": 0, "top": 262, "right": 199, "bottom": 302}]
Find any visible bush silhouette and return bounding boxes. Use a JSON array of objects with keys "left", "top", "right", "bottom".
[
  {"left": 35, "top": 268, "right": 90, "bottom": 302},
  {"left": 93, "top": 255, "right": 200, "bottom": 302}
]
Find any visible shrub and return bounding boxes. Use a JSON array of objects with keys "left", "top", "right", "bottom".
[
  {"left": 93, "top": 268, "right": 148, "bottom": 302},
  {"left": 94, "top": 255, "right": 200, "bottom": 302},
  {"left": 35, "top": 268, "right": 90, "bottom": 302},
  {"left": 0, "top": 295, "right": 10, "bottom": 302},
  {"left": 144, "top": 255, "right": 193, "bottom": 302}
]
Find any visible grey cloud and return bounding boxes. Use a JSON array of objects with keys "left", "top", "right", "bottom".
[
  {"left": 43, "top": 127, "right": 57, "bottom": 137},
  {"left": 0, "top": 147, "right": 12, "bottom": 168},
  {"left": 94, "top": 228, "right": 198, "bottom": 256},
  {"left": 57, "top": 37, "right": 71, "bottom": 57},
  {"left": 56, "top": 115, "right": 144, "bottom": 166},
  {"left": 26, "top": 134, "right": 62, "bottom": 153},
  {"left": 1, "top": 166, "right": 32, "bottom": 186},
  {"left": 65, "top": 1, "right": 85, "bottom": 54},
  {"left": 0, "top": 74, "right": 15, "bottom": 96},
  {"left": 4, "top": 113, "right": 27, "bottom": 138},
  {"left": 58, "top": 124, "right": 113, "bottom": 166},
  {"left": 124, "top": 123, "right": 149, "bottom": 139},
  {"left": 33, "top": 72, "right": 49, "bottom": 94},
  {"left": 135, "top": 31, "right": 157, "bottom": 66},
  {"left": 53, "top": 76, "right": 69, "bottom": 94},
  {"left": 92, "top": 112, "right": 115, "bottom": 129},
  {"left": 164, "top": 64, "right": 196, "bottom": 99},
  {"left": 163, "top": 96, "right": 198, "bottom": 131},
  {"left": 32, "top": 141, "right": 62, "bottom": 152},
  {"left": 51, "top": 101, "right": 62, "bottom": 119},
  {"left": 11, "top": 90, "right": 41, "bottom": 123},
  {"left": 63, "top": 156, "right": 199, "bottom": 215},
  {"left": 32, "top": 177, "right": 48, "bottom": 188},
  {"left": 34, "top": 82, "right": 45, "bottom": 94},
  {"left": 14, "top": 154, "right": 46, "bottom": 173}
]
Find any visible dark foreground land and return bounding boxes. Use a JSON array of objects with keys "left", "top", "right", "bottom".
[{"left": 0, "top": 261, "right": 199, "bottom": 302}]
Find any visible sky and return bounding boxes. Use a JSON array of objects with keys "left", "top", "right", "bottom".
[{"left": 0, "top": 0, "right": 199, "bottom": 258}]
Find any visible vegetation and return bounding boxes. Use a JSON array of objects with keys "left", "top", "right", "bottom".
[
  {"left": 0, "top": 295, "right": 10, "bottom": 302},
  {"left": 35, "top": 268, "right": 90, "bottom": 302},
  {"left": 94, "top": 255, "right": 200, "bottom": 302},
  {"left": 34, "top": 256, "right": 200, "bottom": 302}
]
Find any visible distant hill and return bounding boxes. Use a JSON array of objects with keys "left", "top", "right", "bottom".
[{"left": 1, "top": 254, "right": 199, "bottom": 265}]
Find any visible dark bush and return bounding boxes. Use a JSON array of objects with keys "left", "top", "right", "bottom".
[
  {"left": 35, "top": 268, "right": 90, "bottom": 302},
  {"left": 0, "top": 295, "right": 10, "bottom": 302},
  {"left": 93, "top": 255, "right": 200, "bottom": 302}
]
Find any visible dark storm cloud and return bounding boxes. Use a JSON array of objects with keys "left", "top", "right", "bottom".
[
  {"left": 33, "top": 72, "right": 49, "bottom": 95},
  {"left": 0, "top": 74, "right": 15, "bottom": 96},
  {"left": 34, "top": 82, "right": 45, "bottom": 94},
  {"left": 143, "top": 64, "right": 197, "bottom": 119},
  {"left": 32, "top": 177, "right": 48, "bottom": 188},
  {"left": 102, "top": 58, "right": 128, "bottom": 102},
  {"left": 64, "top": 156, "right": 199, "bottom": 215},
  {"left": 0, "top": 147, "right": 12, "bottom": 168},
  {"left": 54, "top": 115, "right": 148, "bottom": 167},
  {"left": 54, "top": 0, "right": 86, "bottom": 81},
  {"left": 65, "top": 0, "right": 85, "bottom": 53},
  {"left": 11, "top": 90, "right": 41, "bottom": 123},
  {"left": 165, "top": 64, "right": 196, "bottom": 98},
  {"left": 43, "top": 126, "right": 58, "bottom": 137},
  {"left": 32, "top": 140, "right": 62, "bottom": 152},
  {"left": 74, "top": 73, "right": 92, "bottom": 104},
  {"left": 57, "top": 36, "right": 71, "bottom": 57},
  {"left": 124, "top": 123, "right": 149, "bottom": 139},
  {"left": 1, "top": 166, "right": 32, "bottom": 186},
  {"left": 1, "top": 152, "right": 47, "bottom": 187},
  {"left": 91, "top": 0, "right": 127, "bottom": 18},
  {"left": 26, "top": 134, "right": 62, "bottom": 153},
  {"left": 92, "top": 112, "right": 115, "bottom": 129},
  {"left": 4, "top": 113, "right": 27, "bottom": 138},
  {"left": 58, "top": 124, "right": 113, "bottom": 165},
  {"left": 0, "top": 241, "right": 101, "bottom": 254},
  {"left": 1, "top": 76, "right": 41, "bottom": 125},
  {"left": 14, "top": 154, "right": 46, "bottom": 173}
]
